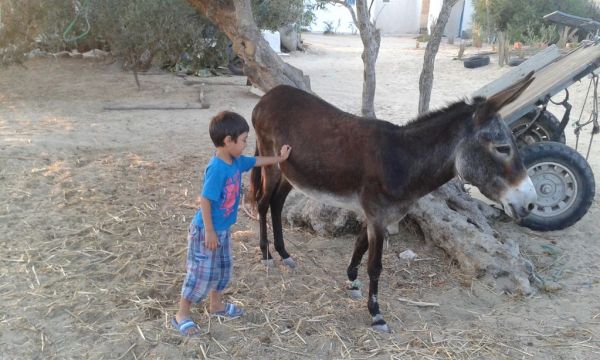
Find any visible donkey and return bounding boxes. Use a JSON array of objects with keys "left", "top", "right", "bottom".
[{"left": 249, "top": 73, "right": 537, "bottom": 332}]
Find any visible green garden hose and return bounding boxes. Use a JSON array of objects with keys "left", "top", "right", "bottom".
[{"left": 63, "top": 0, "right": 91, "bottom": 43}]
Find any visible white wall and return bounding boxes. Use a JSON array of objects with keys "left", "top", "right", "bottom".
[
  {"left": 311, "top": 0, "right": 472, "bottom": 36},
  {"left": 444, "top": 0, "right": 464, "bottom": 37},
  {"left": 310, "top": 3, "right": 357, "bottom": 34},
  {"left": 462, "top": 0, "right": 474, "bottom": 35},
  {"left": 428, "top": 0, "right": 473, "bottom": 37},
  {"left": 372, "top": 0, "right": 422, "bottom": 35}
]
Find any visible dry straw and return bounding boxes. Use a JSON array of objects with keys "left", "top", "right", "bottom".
[{"left": 3, "top": 149, "right": 599, "bottom": 359}]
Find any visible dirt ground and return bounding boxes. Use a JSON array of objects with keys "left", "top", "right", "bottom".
[{"left": 1, "top": 34, "right": 600, "bottom": 359}]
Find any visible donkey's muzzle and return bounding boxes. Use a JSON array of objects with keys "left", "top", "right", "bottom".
[{"left": 501, "top": 176, "right": 537, "bottom": 220}]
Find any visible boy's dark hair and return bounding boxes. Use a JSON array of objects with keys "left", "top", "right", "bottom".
[{"left": 209, "top": 111, "right": 250, "bottom": 147}]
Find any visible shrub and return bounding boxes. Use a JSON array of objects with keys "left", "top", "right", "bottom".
[
  {"left": 1, "top": 0, "right": 310, "bottom": 70},
  {"left": 473, "top": 0, "right": 600, "bottom": 44}
]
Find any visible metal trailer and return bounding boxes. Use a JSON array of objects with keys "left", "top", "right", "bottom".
[{"left": 473, "top": 11, "right": 600, "bottom": 231}]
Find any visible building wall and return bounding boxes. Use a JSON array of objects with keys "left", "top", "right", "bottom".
[
  {"left": 310, "top": 3, "right": 357, "bottom": 34},
  {"left": 461, "top": 0, "right": 474, "bottom": 35},
  {"left": 420, "top": 0, "right": 431, "bottom": 32},
  {"left": 444, "top": 0, "right": 464, "bottom": 37},
  {"left": 428, "top": 0, "right": 473, "bottom": 37},
  {"left": 310, "top": 0, "right": 422, "bottom": 35},
  {"left": 372, "top": 0, "right": 422, "bottom": 34},
  {"left": 310, "top": 0, "right": 473, "bottom": 36}
]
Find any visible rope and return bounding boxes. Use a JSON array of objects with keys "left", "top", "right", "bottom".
[
  {"left": 574, "top": 73, "right": 599, "bottom": 159},
  {"left": 63, "top": 0, "right": 91, "bottom": 43}
]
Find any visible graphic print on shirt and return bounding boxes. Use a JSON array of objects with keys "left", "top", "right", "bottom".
[{"left": 220, "top": 170, "right": 240, "bottom": 217}]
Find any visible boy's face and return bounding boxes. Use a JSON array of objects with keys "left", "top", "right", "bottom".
[{"left": 225, "top": 132, "right": 248, "bottom": 157}]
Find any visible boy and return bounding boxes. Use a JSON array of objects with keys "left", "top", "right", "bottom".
[{"left": 172, "top": 111, "right": 291, "bottom": 336}]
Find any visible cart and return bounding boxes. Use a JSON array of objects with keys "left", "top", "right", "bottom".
[{"left": 474, "top": 11, "right": 600, "bottom": 231}]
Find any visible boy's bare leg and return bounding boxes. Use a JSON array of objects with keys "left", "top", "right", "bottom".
[
  {"left": 209, "top": 289, "right": 224, "bottom": 313},
  {"left": 175, "top": 297, "right": 199, "bottom": 335}
]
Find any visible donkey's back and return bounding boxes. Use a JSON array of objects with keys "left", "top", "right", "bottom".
[{"left": 252, "top": 85, "right": 401, "bottom": 200}]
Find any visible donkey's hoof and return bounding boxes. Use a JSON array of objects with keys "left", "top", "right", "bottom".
[
  {"left": 282, "top": 257, "right": 297, "bottom": 269},
  {"left": 347, "top": 288, "right": 362, "bottom": 300},
  {"left": 261, "top": 259, "right": 275, "bottom": 267},
  {"left": 372, "top": 322, "right": 390, "bottom": 333},
  {"left": 371, "top": 315, "right": 390, "bottom": 333}
]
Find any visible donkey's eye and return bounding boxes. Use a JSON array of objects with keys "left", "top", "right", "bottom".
[{"left": 494, "top": 145, "right": 511, "bottom": 155}]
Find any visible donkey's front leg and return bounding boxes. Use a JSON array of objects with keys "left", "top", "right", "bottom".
[{"left": 366, "top": 222, "right": 389, "bottom": 333}]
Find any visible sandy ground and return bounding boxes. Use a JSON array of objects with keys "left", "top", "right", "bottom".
[{"left": 1, "top": 33, "right": 599, "bottom": 359}]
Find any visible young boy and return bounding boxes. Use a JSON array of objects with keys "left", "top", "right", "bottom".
[{"left": 172, "top": 111, "right": 291, "bottom": 336}]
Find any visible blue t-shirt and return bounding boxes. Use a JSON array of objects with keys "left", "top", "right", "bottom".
[{"left": 193, "top": 155, "right": 256, "bottom": 231}]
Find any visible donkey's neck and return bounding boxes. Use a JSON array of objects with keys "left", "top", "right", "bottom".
[{"left": 391, "top": 108, "right": 473, "bottom": 197}]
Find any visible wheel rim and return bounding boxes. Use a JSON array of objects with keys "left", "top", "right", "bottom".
[
  {"left": 528, "top": 161, "right": 578, "bottom": 217},
  {"left": 513, "top": 122, "right": 553, "bottom": 146}
]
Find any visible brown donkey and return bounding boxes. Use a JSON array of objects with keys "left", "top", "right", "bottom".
[{"left": 249, "top": 73, "right": 537, "bottom": 332}]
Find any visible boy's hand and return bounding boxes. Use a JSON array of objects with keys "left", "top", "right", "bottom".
[
  {"left": 279, "top": 145, "right": 292, "bottom": 161},
  {"left": 204, "top": 229, "right": 219, "bottom": 250}
]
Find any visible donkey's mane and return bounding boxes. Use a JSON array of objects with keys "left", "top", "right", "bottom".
[{"left": 403, "top": 96, "right": 486, "bottom": 128}]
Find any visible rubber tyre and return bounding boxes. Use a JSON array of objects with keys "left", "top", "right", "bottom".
[
  {"left": 511, "top": 110, "right": 566, "bottom": 147},
  {"left": 518, "top": 142, "right": 595, "bottom": 231},
  {"left": 463, "top": 55, "right": 490, "bottom": 69},
  {"left": 508, "top": 57, "right": 527, "bottom": 67}
]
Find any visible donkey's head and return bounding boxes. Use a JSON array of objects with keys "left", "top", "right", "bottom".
[{"left": 456, "top": 72, "right": 537, "bottom": 220}]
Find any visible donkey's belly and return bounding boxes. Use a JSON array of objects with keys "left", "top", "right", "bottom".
[{"left": 286, "top": 179, "right": 363, "bottom": 213}]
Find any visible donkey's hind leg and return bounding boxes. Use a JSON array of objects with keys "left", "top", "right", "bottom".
[
  {"left": 346, "top": 226, "right": 368, "bottom": 299},
  {"left": 270, "top": 178, "right": 295, "bottom": 268}
]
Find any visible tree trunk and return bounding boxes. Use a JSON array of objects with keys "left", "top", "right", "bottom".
[
  {"left": 356, "top": 0, "right": 380, "bottom": 118},
  {"left": 498, "top": 31, "right": 510, "bottom": 67},
  {"left": 418, "top": 0, "right": 458, "bottom": 114},
  {"left": 186, "top": 0, "right": 310, "bottom": 92},
  {"left": 335, "top": 0, "right": 380, "bottom": 117}
]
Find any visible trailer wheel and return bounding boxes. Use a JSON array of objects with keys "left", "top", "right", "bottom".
[
  {"left": 511, "top": 110, "right": 566, "bottom": 147},
  {"left": 463, "top": 55, "right": 490, "bottom": 68},
  {"left": 518, "top": 142, "right": 595, "bottom": 231}
]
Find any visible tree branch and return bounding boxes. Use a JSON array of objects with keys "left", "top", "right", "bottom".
[{"left": 330, "top": 1, "right": 358, "bottom": 27}]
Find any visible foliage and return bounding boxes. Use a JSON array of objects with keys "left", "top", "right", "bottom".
[
  {"left": 252, "top": 0, "right": 304, "bottom": 31},
  {"left": 0, "top": 0, "right": 227, "bottom": 70},
  {"left": 253, "top": 0, "right": 328, "bottom": 32},
  {"left": 0, "top": 0, "right": 320, "bottom": 69},
  {"left": 323, "top": 20, "right": 342, "bottom": 34},
  {"left": 0, "top": 0, "right": 75, "bottom": 66},
  {"left": 300, "top": 1, "right": 328, "bottom": 31},
  {"left": 89, "top": 0, "right": 228, "bottom": 70},
  {"left": 416, "top": 33, "right": 430, "bottom": 42},
  {"left": 473, "top": 0, "right": 600, "bottom": 43}
]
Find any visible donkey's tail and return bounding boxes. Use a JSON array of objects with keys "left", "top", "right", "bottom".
[{"left": 248, "top": 142, "right": 262, "bottom": 207}]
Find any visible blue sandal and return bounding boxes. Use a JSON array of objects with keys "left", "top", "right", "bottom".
[
  {"left": 171, "top": 317, "right": 201, "bottom": 336},
  {"left": 212, "top": 303, "right": 244, "bottom": 318}
]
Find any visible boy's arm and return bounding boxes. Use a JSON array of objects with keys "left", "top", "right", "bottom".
[
  {"left": 254, "top": 145, "right": 292, "bottom": 167},
  {"left": 199, "top": 196, "right": 219, "bottom": 250}
]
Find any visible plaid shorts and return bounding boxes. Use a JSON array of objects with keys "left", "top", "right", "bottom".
[{"left": 181, "top": 223, "right": 232, "bottom": 304}]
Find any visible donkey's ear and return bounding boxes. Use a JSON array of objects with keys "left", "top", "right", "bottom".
[{"left": 475, "top": 71, "right": 535, "bottom": 125}]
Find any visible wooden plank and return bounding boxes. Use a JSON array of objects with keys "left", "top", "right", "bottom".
[
  {"left": 103, "top": 102, "right": 209, "bottom": 110},
  {"left": 473, "top": 45, "right": 562, "bottom": 98},
  {"left": 499, "top": 43, "right": 600, "bottom": 123},
  {"left": 544, "top": 11, "right": 600, "bottom": 33}
]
